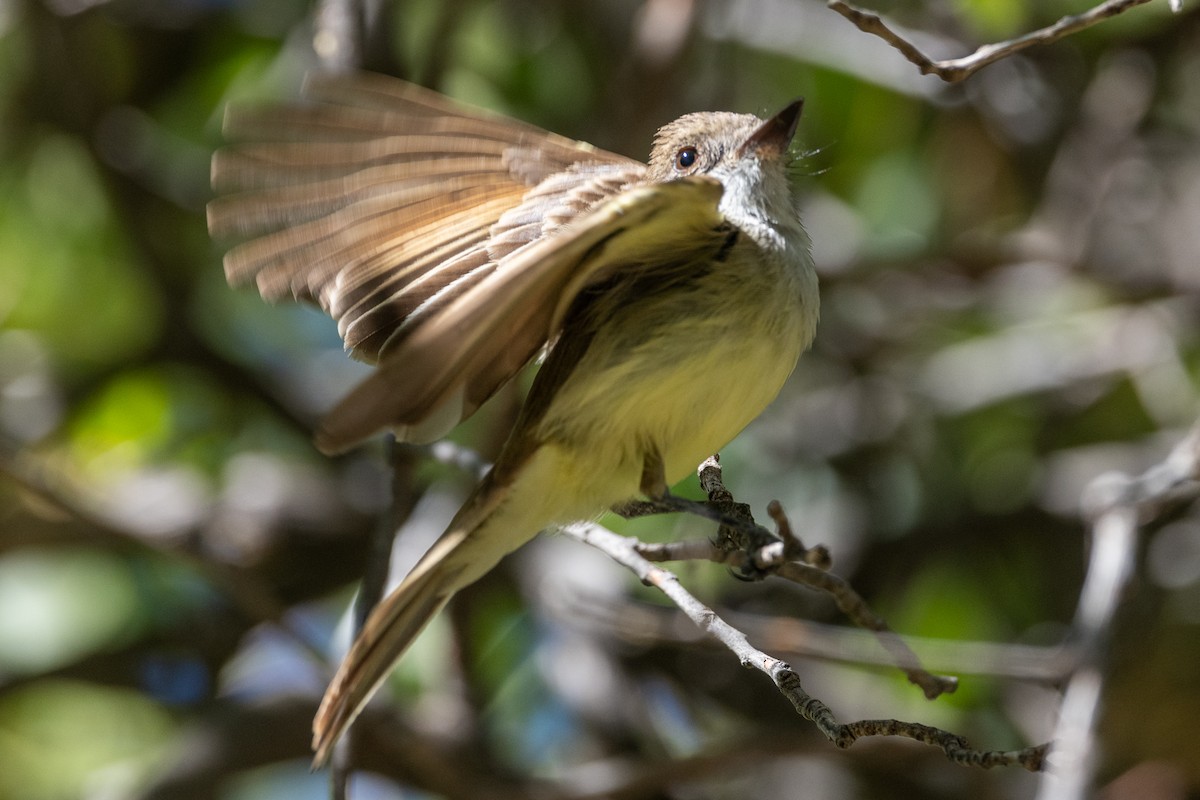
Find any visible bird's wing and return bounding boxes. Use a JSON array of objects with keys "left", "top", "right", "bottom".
[
  {"left": 209, "top": 72, "right": 728, "bottom": 451},
  {"left": 208, "top": 70, "right": 641, "bottom": 361},
  {"left": 315, "top": 175, "right": 728, "bottom": 452}
]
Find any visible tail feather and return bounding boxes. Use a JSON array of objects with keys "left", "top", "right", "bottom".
[
  {"left": 311, "top": 466, "right": 519, "bottom": 766},
  {"left": 311, "top": 548, "right": 461, "bottom": 766},
  {"left": 311, "top": 441, "right": 585, "bottom": 765}
]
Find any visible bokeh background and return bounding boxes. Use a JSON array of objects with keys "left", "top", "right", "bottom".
[{"left": 1, "top": 0, "right": 1198, "bottom": 798}]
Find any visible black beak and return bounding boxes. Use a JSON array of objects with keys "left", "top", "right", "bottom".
[{"left": 739, "top": 98, "right": 804, "bottom": 157}]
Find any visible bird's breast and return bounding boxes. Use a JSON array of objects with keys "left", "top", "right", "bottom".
[{"left": 531, "top": 236, "right": 817, "bottom": 511}]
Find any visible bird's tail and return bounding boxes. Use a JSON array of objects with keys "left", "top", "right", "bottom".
[{"left": 311, "top": 472, "right": 515, "bottom": 765}]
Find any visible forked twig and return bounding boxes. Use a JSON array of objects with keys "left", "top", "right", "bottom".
[
  {"left": 828, "top": 0, "right": 1181, "bottom": 83},
  {"left": 1037, "top": 423, "right": 1200, "bottom": 800},
  {"left": 629, "top": 454, "right": 956, "bottom": 698},
  {"left": 563, "top": 520, "right": 1047, "bottom": 770}
]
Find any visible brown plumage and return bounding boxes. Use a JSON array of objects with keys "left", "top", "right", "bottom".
[{"left": 211, "top": 72, "right": 651, "bottom": 448}]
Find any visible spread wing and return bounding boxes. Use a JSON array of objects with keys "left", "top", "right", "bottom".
[
  {"left": 209, "top": 71, "right": 641, "bottom": 360},
  {"left": 314, "top": 176, "right": 728, "bottom": 453},
  {"left": 208, "top": 72, "right": 727, "bottom": 452}
]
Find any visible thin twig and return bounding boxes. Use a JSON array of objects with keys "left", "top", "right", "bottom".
[
  {"left": 559, "top": 594, "right": 1071, "bottom": 680},
  {"left": 563, "top": 521, "right": 1047, "bottom": 770},
  {"left": 695, "top": 455, "right": 830, "bottom": 571},
  {"left": 631, "top": 531, "right": 957, "bottom": 699},
  {"left": 828, "top": 0, "right": 1177, "bottom": 83},
  {"left": 616, "top": 455, "right": 951, "bottom": 695},
  {"left": 1037, "top": 422, "right": 1200, "bottom": 800},
  {"left": 778, "top": 561, "right": 959, "bottom": 699},
  {"left": 330, "top": 438, "right": 423, "bottom": 791},
  {"left": 613, "top": 488, "right": 805, "bottom": 577}
]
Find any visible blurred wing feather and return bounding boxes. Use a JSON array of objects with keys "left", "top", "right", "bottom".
[
  {"left": 209, "top": 71, "right": 639, "bottom": 361},
  {"left": 315, "top": 176, "right": 728, "bottom": 453}
]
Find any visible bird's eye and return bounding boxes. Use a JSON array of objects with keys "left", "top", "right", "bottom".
[{"left": 675, "top": 146, "right": 698, "bottom": 171}]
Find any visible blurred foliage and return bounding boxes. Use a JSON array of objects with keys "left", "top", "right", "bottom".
[{"left": 1, "top": 0, "right": 1198, "bottom": 798}]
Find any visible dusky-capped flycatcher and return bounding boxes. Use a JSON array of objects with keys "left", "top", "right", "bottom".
[{"left": 208, "top": 71, "right": 819, "bottom": 764}]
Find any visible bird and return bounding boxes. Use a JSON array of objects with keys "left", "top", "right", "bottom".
[{"left": 208, "top": 70, "right": 819, "bottom": 765}]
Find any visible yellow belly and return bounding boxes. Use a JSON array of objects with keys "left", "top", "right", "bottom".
[{"left": 529, "top": 285, "right": 810, "bottom": 519}]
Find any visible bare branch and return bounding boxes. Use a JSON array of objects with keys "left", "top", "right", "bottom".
[
  {"left": 616, "top": 455, "right": 830, "bottom": 572},
  {"left": 780, "top": 561, "right": 959, "bottom": 699},
  {"left": 330, "top": 439, "right": 425, "bottom": 790},
  {"left": 827, "top": 0, "right": 1178, "bottom": 83},
  {"left": 563, "top": 521, "right": 1046, "bottom": 770},
  {"left": 698, "top": 455, "right": 808, "bottom": 566},
  {"left": 1038, "top": 422, "right": 1200, "bottom": 800},
  {"left": 560, "top": 594, "right": 1070, "bottom": 681},
  {"left": 629, "top": 529, "right": 956, "bottom": 699},
  {"left": 615, "top": 454, "right": 952, "bottom": 696}
]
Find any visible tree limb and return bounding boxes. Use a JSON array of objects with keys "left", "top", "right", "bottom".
[
  {"left": 1037, "top": 421, "right": 1200, "bottom": 800},
  {"left": 562, "top": 520, "right": 1046, "bottom": 770}
]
